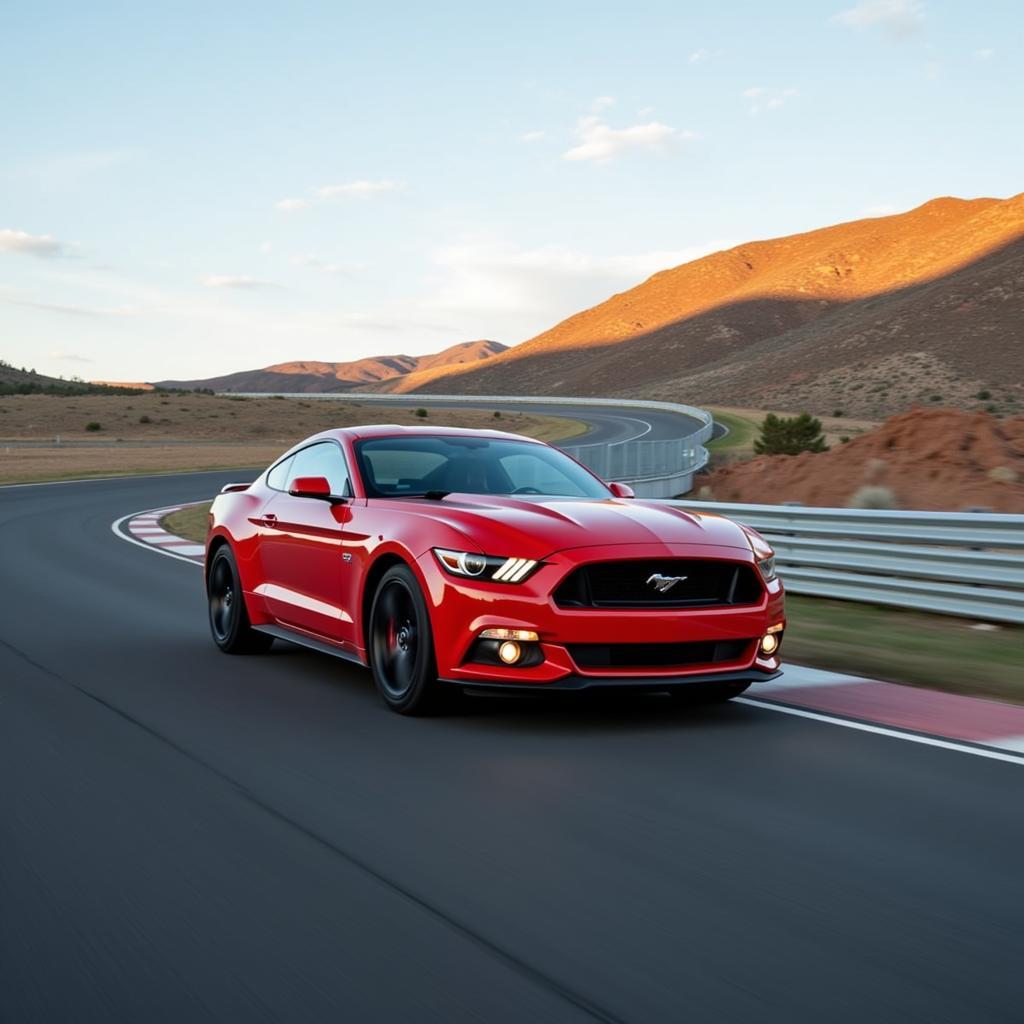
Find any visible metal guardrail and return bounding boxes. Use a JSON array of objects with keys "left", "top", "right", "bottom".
[
  {"left": 241, "top": 392, "right": 714, "bottom": 499},
  {"left": 665, "top": 500, "right": 1024, "bottom": 625}
]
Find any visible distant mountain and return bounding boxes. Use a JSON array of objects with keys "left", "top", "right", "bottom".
[
  {"left": 0, "top": 362, "right": 142, "bottom": 396},
  {"left": 155, "top": 340, "right": 507, "bottom": 393},
  {"left": 364, "top": 194, "right": 1024, "bottom": 419}
]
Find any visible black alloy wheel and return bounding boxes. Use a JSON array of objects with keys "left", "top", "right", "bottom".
[
  {"left": 207, "top": 546, "right": 273, "bottom": 654},
  {"left": 368, "top": 565, "right": 443, "bottom": 714}
]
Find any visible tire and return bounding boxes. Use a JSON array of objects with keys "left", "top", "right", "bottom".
[
  {"left": 207, "top": 546, "right": 273, "bottom": 654},
  {"left": 670, "top": 681, "right": 751, "bottom": 704},
  {"left": 368, "top": 565, "right": 443, "bottom": 715}
]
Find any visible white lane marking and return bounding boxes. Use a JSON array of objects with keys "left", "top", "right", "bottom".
[
  {"left": 608, "top": 417, "right": 653, "bottom": 447},
  {"left": 738, "top": 697, "right": 1024, "bottom": 767},
  {"left": 168, "top": 544, "right": 206, "bottom": 557},
  {"left": 111, "top": 510, "right": 205, "bottom": 567},
  {"left": 571, "top": 416, "right": 654, "bottom": 449},
  {"left": 989, "top": 735, "right": 1024, "bottom": 753}
]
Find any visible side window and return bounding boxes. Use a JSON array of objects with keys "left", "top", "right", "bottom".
[
  {"left": 289, "top": 442, "right": 351, "bottom": 496},
  {"left": 266, "top": 454, "right": 295, "bottom": 491}
]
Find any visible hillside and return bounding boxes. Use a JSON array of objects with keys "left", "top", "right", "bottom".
[
  {"left": 0, "top": 362, "right": 142, "bottom": 396},
  {"left": 157, "top": 340, "right": 506, "bottom": 393},
  {"left": 698, "top": 407, "right": 1024, "bottom": 512},
  {"left": 365, "top": 194, "right": 1024, "bottom": 419}
]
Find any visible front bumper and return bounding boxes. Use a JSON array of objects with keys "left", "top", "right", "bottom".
[
  {"left": 416, "top": 542, "right": 785, "bottom": 688},
  {"left": 444, "top": 668, "right": 782, "bottom": 693}
]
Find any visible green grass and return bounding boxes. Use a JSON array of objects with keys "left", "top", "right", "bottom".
[
  {"left": 706, "top": 408, "right": 760, "bottom": 452},
  {"left": 161, "top": 502, "right": 211, "bottom": 544},
  {"left": 783, "top": 595, "right": 1022, "bottom": 704}
]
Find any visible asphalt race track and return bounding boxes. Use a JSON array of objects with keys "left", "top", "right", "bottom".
[
  {"left": 291, "top": 393, "right": 716, "bottom": 448},
  {"left": 3, "top": 470, "right": 1022, "bottom": 1022}
]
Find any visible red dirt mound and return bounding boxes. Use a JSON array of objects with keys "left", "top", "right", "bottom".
[{"left": 698, "top": 408, "right": 1024, "bottom": 512}]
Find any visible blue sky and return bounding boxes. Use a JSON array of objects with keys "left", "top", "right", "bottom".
[{"left": 1, "top": 0, "right": 1021, "bottom": 381}]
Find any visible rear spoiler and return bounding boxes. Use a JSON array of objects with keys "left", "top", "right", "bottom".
[{"left": 219, "top": 482, "right": 253, "bottom": 494}]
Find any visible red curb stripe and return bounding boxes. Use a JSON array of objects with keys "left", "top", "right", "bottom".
[{"left": 763, "top": 680, "right": 1024, "bottom": 743}]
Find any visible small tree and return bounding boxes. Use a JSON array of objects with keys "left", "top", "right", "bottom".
[
  {"left": 753, "top": 413, "right": 828, "bottom": 456},
  {"left": 414, "top": 407, "right": 428, "bottom": 418}
]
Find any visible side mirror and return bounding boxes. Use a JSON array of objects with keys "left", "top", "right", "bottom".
[
  {"left": 288, "top": 476, "right": 334, "bottom": 500},
  {"left": 608, "top": 482, "right": 635, "bottom": 499}
]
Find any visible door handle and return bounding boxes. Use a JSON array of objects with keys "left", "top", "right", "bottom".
[{"left": 262, "top": 513, "right": 278, "bottom": 527}]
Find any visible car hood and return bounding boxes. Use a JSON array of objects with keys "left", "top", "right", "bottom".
[{"left": 404, "top": 494, "right": 754, "bottom": 559}]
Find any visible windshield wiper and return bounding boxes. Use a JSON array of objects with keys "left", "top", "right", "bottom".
[{"left": 386, "top": 490, "right": 450, "bottom": 500}]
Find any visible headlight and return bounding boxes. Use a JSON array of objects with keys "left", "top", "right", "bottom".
[
  {"left": 434, "top": 548, "right": 541, "bottom": 584},
  {"left": 757, "top": 555, "right": 777, "bottom": 581}
]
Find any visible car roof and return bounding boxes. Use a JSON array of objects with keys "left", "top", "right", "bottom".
[{"left": 306, "top": 424, "right": 545, "bottom": 443}]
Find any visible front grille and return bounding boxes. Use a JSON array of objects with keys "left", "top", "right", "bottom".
[
  {"left": 553, "top": 559, "right": 762, "bottom": 609},
  {"left": 568, "top": 639, "right": 754, "bottom": 671}
]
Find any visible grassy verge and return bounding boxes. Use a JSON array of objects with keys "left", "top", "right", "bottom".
[
  {"left": 704, "top": 405, "right": 879, "bottom": 460},
  {"left": 783, "top": 595, "right": 1022, "bottom": 704},
  {"left": 162, "top": 502, "right": 212, "bottom": 545},
  {"left": 706, "top": 408, "right": 760, "bottom": 452}
]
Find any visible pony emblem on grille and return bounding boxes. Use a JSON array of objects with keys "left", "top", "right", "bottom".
[{"left": 646, "top": 573, "right": 688, "bottom": 593}]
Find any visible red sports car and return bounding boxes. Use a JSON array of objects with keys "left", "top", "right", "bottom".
[{"left": 205, "top": 425, "right": 785, "bottom": 713}]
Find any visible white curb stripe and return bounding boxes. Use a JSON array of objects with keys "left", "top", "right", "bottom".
[{"left": 738, "top": 698, "right": 1024, "bottom": 766}]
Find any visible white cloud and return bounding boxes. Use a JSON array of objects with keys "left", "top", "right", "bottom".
[
  {"left": 563, "top": 115, "right": 692, "bottom": 162},
  {"left": 11, "top": 298, "right": 136, "bottom": 317},
  {"left": 316, "top": 179, "right": 403, "bottom": 199},
  {"left": 276, "top": 179, "right": 403, "bottom": 211},
  {"left": 424, "top": 238, "right": 733, "bottom": 321},
  {"left": 832, "top": 0, "right": 925, "bottom": 38},
  {"left": 200, "top": 275, "right": 279, "bottom": 290},
  {"left": 48, "top": 349, "right": 93, "bottom": 361},
  {"left": 743, "top": 87, "right": 799, "bottom": 115},
  {"left": 518, "top": 130, "right": 548, "bottom": 143},
  {"left": 259, "top": 241, "right": 273, "bottom": 254},
  {"left": 0, "top": 228, "right": 71, "bottom": 258},
  {"left": 688, "top": 48, "right": 724, "bottom": 64},
  {"left": 590, "top": 95, "right": 616, "bottom": 112},
  {"left": 974, "top": 47, "right": 994, "bottom": 60},
  {"left": 289, "top": 255, "right": 359, "bottom": 275}
]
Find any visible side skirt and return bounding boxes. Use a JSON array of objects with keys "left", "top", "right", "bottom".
[{"left": 253, "top": 625, "right": 367, "bottom": 668}]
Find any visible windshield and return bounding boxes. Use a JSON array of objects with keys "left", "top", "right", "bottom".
[{"left": 354, "top": 435, "right": 610, "bottom": 499}]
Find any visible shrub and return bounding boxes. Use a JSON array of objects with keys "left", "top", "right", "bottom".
[
  {"left": 493, "top": 410, "right": 501, "bottom": 418},
  {"left": 986, "top": 403, "right": 998, "bottom": 414},
  {"left": 976, "top": 389, "right": 991, "bottom": 400},
  {"left": 929, "top": 394, "right": 943, "bottom": 402},
  {"left": 839, "top": 435, "right": 850, "bottom": 444},
  {"left": 849, "top": 485, "right": 898, "bottom": 509},
  {"left": 832, "top": 409, "right": 844, "bottom": 418},
  {"left": 85, "top": 421, "right": 102, "bottom": 432},
  {"left": 753, "top": 413, "right": 828, "bottom": 456},
  {"left": 414, "top": 407, "right": 428, "bottom": 418},
  {"left": 139, "top": 414, "right": 152, "bottom": 424}
]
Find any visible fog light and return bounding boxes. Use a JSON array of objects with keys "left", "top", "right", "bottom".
[
  {"left": 760, "top": 633, "right": 779, "bottom": 656},
  {"left": 498, "top": 641, "right": 522, "bottom": 664},
  {"left": 480, "top": 628, "right": 539, "bottom": 642}
]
